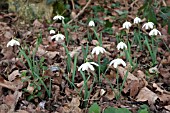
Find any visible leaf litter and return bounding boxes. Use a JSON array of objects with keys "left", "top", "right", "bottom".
[{"left": 0, "top": 0, "right": 170, "bottom": 112}]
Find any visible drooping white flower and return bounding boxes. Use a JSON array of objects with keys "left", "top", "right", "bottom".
[
  {"left": 123, "top": 21, "right": 132, "bottom": 29},
  {"left": 92, "top": 46, "right": 106, "bottom": 55},
  {"left": 51, "top": 33, "right": 65, "bottom": 41},
  {"left": 88, "top": 20, "right": 95, "bottom": 27},
  {"left": 109, "top": 58, "right": 126, "bottom": 68},
  {"left": 78, "top": 62, "right": 99, "bottom": 71},
  {"left": 38, "top": 101, "right": 46, "bottom": 109},
  {"left": 142, "top": 22, "right": 154, "bottom": 30},
  {"left": 117, "top": 42, "right": 127, "bottom": 50},
  {"left": 7, "top": 39, "right": 20, "bottom": 47},
  {"left": 134, "top": 17, "right": 141, "bottom": 24},
  {"left": 50, "top": 30, "right": 56, "bottom": 34},
  {"left": 53, "top": 15, "right": 65, "bottom": 21},
  {"left": 149, "top": 28, "right": 161, "bottom": 36}
]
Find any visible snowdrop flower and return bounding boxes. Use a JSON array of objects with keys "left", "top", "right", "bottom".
[
  {"left": 50, "top": 30, "right": 56, "bottom": 35},
  {"left": 78, "top": 62, "right": 99, "bottom": 71},
  {"left": 149, "top": 28, "right": 161, "bottom": 36},
  {"left": 92, "top": 46, "right": 106, "bottom": 55},
  {"left": 51, "top": 33, "right": 65, "bottom": 41},
  {"left": 123, "top": 21, "right": 132, "bottom": 29},
  {"left": 109, "top": 58, "right": 126, "bottom": 68},
  {"left": 117, "top": 42, "right": 127, "bottom": 50},
  {"left": 53, "top": 15, "right": 64, "bottom": 21},
  {"left": 134, "top": 17, "right": 141, "bottom": 24},
  {"left": 142, "top": 22, "right": 154, "bottom": 30},
  {"left": 7, "top": 39, "right": 20, "bottom": 47},
  {"left": 88, "top": 20, "right": 95, "bottom": 27}
]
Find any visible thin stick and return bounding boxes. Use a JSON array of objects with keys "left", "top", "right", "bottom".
[
  {"left": 71, "top": 0, "right": 75, "bottom": 10},
  {"left": 67, "top": 0, "right": 92, "bottom": 24}
]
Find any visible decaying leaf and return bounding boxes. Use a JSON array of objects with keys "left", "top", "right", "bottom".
[
  {"left": 0, "top": 104, "right": 10, "bottom": 113},
  {"left": 158, "top": 93, "right": 170, "bottom": 105},
  {"left": 136, "top": 87, "right": 158, "bottom": 105},
  {"left": 8, "top": 70, "right": 21, "bottom": 82},
  {"left": 153, "top": 83, "right": 164, "bottom": 94},
  {"left": 164, "top": 105, "right": 170, "bottom": 111},
  {"left": 3, "top": 91, "right": 22, "bottom": 112},
  {"left": 117, "top": 66, "right": 141, "bottom": 97}
]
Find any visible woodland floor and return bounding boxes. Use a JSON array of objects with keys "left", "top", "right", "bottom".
[{"left": 0, "top": 0, "right": 170, "bottom": 113}]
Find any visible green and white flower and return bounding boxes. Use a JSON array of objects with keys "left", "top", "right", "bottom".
[
  {"left": 53, "top": 15, "right": 65, "bottom": 21},
  {"left": 142, "top": 22, "right": 154, "bottom": 30},
  {"left": 51, "top": 33, "right": 65, "bottom": 41},
  {"left": 88, "top": 20, "right": 95, "bottom": 27},
  {"left": 7, "top": 39, "right": 20, "bottom": 47},
  {"left": 50, "top": 30, "right": 56, "bottom": 35},
  {"left": 78, "top": 62, "right": 99, "bottom": 71},
  {"left": 109, "top": 58, "right": 126, "bottom": 68},
  {"left": 117, "top": 42, "right": 127, "bottom": 50},
  {"left": 134, "top": 17, "right": 141, "bottom": 24},
  {"left": 92, "top": 46, "right": 106, "bottom": 55},
  {"left": 123, "top": 21, "right": 132, "bottom": 29},
  {"left": 149, "top": 28, "right": 161, "bottom": 36}
]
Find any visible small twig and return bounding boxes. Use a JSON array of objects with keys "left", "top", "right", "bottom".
[
  {"left": 130, "top": 0, "right": 139, "bottom": 8},
  {"left": 71, "top": 0, "right": 75, "bottom": 10},
  {"left": 162, "top": 0, "right": 167, "bottom": 6},
  {"left": 67, "top": 0, "right": 92, "bottom": 24}
]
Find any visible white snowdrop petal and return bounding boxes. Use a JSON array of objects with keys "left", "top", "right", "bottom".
[
  {"left": 91, "top": 46, "right": 106, "bottom": 55},
  {"left": 89, "top": 20, "right": 95, "bottom": 26},
  {"left": 7, "top": 39, "right": 20, "bottom": 47},
  {"left": 53, "top": 15, "right": 65, "bottom": 20},
  {"left": 50, "top": 30, "right": 55, "bottom": 34},
  {"left": 51, "top": 35, "right": 57, "bottom": 40},
  {"left": 142, "top": 22, "right": 154, "bottom": 30},
  {"left": 88, "top": 64, "right": 95, "bottom": 71},
  {"left": 134, "top": 17, "right": 141, "bottom": 24},
  {"left": 113, "top": 63, "right": 118, "bottom": 68},
  {"left": 123, "top": 21, "right": 132, "bottom": 29},
  {"left": 109, "top": 58, "right": 126, "bottom": 68},
  {"left": 90, "top": 62, "right": 99, "bottom": 66}
]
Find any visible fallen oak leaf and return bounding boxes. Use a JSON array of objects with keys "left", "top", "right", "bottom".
[{"left": 136, "top": 87, "right": 158, "bottom": 105}]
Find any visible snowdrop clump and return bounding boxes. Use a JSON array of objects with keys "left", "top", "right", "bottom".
[
  {"left": 134, "top": 17, "right": 141, "bottom": 24},
  {"left": 88, "top": 20, "right": 95, "bottom": 27},
  {"left": 53, "top": 15, "right": 65, "bottom": 21},
  {"left": 109, "top": 58, "right": 126, "bottom": 68},
  {"left": 78, "top": 62, "right": 99, "bottom": 71},
  {"left": 149, "top": 28, "right": 161, "bottom": 36},
  {"left": 142, "top": 22, "right": 154, "bottom": 30},
  {"left": 123, "top": 21, "right": 132, "bottom": 29},
  {"left": 7, "top": 39, "right": 20, "bottom": 47},
  {"left": 91, "top": 46, "right": 106, "bottom": 55},
  {"left": 51, "top": 33, "right": 65, "bottom": 41},
  {"left": 117, "top": 42, "right": 127, "bottom": 50}
]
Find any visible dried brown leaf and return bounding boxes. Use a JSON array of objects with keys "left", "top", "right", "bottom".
[
  {"left": 117, "top": 66, "right": 140, "bottom": 97},
  {"left": 136, "top": 87, "right": 158, "bottom": 105},
  {"left": 8, "top": 70, "right": 21, "bottom": 82},
  {"left": 0, "top": 104, "right": 10, "bottom": 113},
  {"left": 158, "top": 93, "right": 170, "bottom": 105},
  {"left": 164, "top": 105, "right": 170, "bottom": 111},
  {"left": 78, "top": 0, "right": 87, "bottom": 6},
  {"left": 3, "top": 91, "right": 22, "bottom": 112}
]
